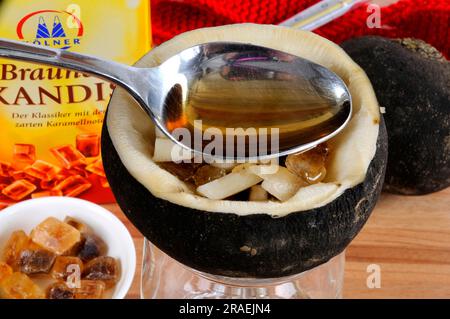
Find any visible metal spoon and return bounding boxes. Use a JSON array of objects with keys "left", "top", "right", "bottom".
[{"left": 0, "top": 39, "right": 351, "bottom": 160}]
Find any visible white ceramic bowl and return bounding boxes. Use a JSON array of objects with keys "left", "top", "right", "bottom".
[{"left": 0, "top": 197, "right": 136, "bottom": 299}]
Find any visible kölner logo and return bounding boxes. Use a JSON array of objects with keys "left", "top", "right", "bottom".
[{"left": 16, "top": 10, "right": 83, "bottom": 50}]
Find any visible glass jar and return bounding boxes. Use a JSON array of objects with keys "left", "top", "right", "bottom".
[{"left": 141, "top": 239, "right": 345, "bottom": 299}]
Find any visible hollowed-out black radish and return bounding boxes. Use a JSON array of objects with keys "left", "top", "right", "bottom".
[{"left": 102, "top": 24, "right": 388, "bottom": 278}]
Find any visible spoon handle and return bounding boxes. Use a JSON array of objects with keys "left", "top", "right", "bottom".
[
  {"left": 279, "top": 0, "right": 369, "bottom": 30},
  {"left": 0, "top": 38, "right": 142, "bottom": 98}
]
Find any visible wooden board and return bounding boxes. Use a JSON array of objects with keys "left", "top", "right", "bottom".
[
  {"left": 104, "top": 187, "right": 450, "bottom": 299},
  {"left": 345, "top": 188, "right": 450, "bottom": 298}
]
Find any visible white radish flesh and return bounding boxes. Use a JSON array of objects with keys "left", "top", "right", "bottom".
[
  {"left": 249, "top": 165, "right": 305, "bottom": 201},
  {"left": 197, "top": 170, "right": 262, "bottom": 200},
  {"left": 152, "top": 138, "right": 193, "bottom": 162}
]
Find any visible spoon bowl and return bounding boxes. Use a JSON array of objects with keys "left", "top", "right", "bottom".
[{"left": 0, "top": 39, "right": 351, "bottom": 160}]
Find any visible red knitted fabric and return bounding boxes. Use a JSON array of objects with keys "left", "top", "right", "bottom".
[{"left": 151, "top": 0, "right": 450, "bottom": 58}]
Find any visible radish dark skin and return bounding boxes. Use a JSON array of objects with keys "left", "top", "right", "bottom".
[{"left": 342, "top": 36, "right": 450, "bottom": 195}]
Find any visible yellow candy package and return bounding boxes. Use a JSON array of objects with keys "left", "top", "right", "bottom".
[{"left": 0, "top": 0, "right": 151, "bottom": 208}]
